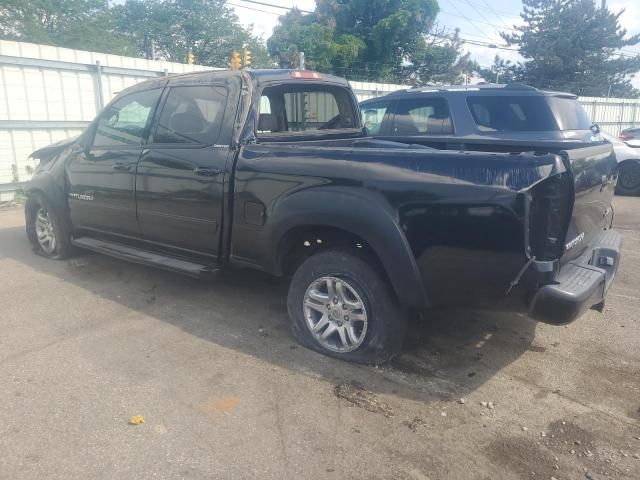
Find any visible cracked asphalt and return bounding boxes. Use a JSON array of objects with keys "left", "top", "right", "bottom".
[{"left": 0, "top": 197, "right": 639, "bottom": 480}]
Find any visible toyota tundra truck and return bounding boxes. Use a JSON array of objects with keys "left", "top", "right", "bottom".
[{"left": 24, "top": 69, "right": 622, "bottom": 364}]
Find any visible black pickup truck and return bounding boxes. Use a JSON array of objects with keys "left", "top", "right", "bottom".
[{"left": 25, "top": 70, "right": 621, "bottom": 364}]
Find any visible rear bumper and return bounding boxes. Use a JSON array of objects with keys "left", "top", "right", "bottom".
[{"left": 529, "top": 229, "right": 622, "bottom": 325}]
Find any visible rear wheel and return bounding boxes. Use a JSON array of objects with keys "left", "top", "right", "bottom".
[
  {"left": 287, "top": 249, "right": 406, "bottom": 364},
  {"left": 616, "top": 161, "right": 640, "bottom": 196},
  {"left": 26, "top": 194, "right": 73, "bottom": 259}
]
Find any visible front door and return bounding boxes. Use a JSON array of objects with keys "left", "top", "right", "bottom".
[
  {"left": 136, "top": 83, "right": 236, "bottom": 255},
  {"left": 67, "top": 88, "right": 163, "bottom": 237}
]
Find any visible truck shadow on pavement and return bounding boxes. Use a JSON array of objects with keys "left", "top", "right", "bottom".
[{"left": 1, "top": 224, "right": 537, "bottom": 403}]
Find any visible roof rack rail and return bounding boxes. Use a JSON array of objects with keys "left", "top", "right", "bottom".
[
  {"left": 387, "top": 89, "right": 410, "bottom": 94},
  {"left": 504, "top": 83, "right": 538, "bottom": 91}
]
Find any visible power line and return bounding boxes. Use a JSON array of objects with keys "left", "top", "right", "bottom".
[
  {"left": 427, "top": 32, "right": 519, "bottom": 52},
  {"left": 476, "top": 0, "right": 513, "bottom": 29},
  {"left": 439, "top": 0, "right": 492, "bottom": 38},
  {"left": 460, "top": 0, "right": 503, "bottom": 35},
  {"left": 438, "top": 9, "right": 518, "bottom": 32},
  {"left": 227, "top": 1, "right": 280, "bottom": 16},
  {"left": 228, "top": 0, "right": 639, "bottom": 61},
  {"left": 233, "top": 0, "right": 313, "bottom": 15}
]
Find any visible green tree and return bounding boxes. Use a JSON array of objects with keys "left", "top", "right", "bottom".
[
  {"left": 113, "top": 0, "right": 272, "bottom": 67},
  {"left": 266, "top": 8, "right": 364, "bottom": 72},
  {"left": 476, "top": 55, "right": 522, "bottom": 84},
  {"left": 0, "top": 0, "right": 136, "bottom": 55},
  {"left": 397, "top": 28, "right": 473, "bottom": 85},
  {"left": 502, "top": 0, "right": 640, "bottom": 96},
  {"left": 267, "top": 0, "right": 468, "bottom": 84}
]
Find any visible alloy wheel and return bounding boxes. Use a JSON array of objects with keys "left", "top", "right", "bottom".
[{"left": 302, "top": 276, "right": 368, "bottom": 353}]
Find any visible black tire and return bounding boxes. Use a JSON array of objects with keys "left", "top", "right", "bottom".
[
  {"left": 287, "top": 249, "right": 407, "bottom": 365},
  {"left": 616, "top": 161, "right": 640, "bottom": 196},
  {"left": 25, "top": 192, "right": 73, "bottom": 259}
]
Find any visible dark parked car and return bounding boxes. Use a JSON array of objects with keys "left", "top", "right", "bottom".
[
  {"left": 360, "top": 83, "right": 601, "bottom": 147},
  {"left": 25, "top": 71, "right": 621, "bottom": 364},
  {"left": 360, "top": 84, "right": 639, "bottom": 195}
]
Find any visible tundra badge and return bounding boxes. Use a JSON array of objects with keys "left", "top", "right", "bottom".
[
  {"left": 69, "top": 193, "right": 94, "bottom": 201},
  {"left": 565, "top": 232, "right": 585, "bottom": 251}
]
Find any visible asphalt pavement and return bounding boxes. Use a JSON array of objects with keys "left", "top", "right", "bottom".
[{"left": 0, "top": 197, "right": 639, "bottom": 480}]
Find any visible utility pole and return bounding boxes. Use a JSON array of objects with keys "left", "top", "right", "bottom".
[
  {"left": 299, "top": 52, "right": 305, "bottom": 70},
  {"left": 242, "top": 47, "right": 252, "bottom": 69},
  {"left": 144, "top": 34, "right": 156, "bottom": 60}
]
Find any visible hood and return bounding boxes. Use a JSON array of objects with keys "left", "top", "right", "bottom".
[{"left": 30, "top": 135, "right": 80, "bottom": 160}]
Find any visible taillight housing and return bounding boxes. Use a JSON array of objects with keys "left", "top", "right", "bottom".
[
  {"left": 619, "top": 133, "right": 633, "bottom": 141},
  {"left": 528, "top": 173, "right": 573, "bottom": 261}
]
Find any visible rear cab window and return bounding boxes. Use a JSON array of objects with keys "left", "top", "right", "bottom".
[
  {"left": 257, "top": 84, "right": 359, "bottom": 137},
  {"left": 467, "top": 95, "right": 592, "bottom": 132}
]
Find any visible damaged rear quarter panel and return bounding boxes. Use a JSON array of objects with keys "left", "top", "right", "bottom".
[{"left": 232, "top": 142, "right": 564, "bottom": 310}]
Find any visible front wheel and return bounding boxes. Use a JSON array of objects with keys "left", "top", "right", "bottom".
[
  {"left": 287, "top": 249, "right": 406, "bottom": 364},
  {"left": 616, "top": 161, "right": 640, "bottom": 196},
  {"left": 26, "top": 193, "right": 73, "bottom": 259}
]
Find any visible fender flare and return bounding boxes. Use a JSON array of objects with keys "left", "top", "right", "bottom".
[
  {"left": 24, "top": 169, "right": 71, "bottom": 232},
  {"left": 265, "top": 187, "right": 430, "bottom": 308}
]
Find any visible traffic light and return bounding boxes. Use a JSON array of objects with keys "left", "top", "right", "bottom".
[
  {"left": 230, "top": 50, "right": 241, "bottom": 70},
  {"left": 242, "top": 48, "right": 252, "bottom": 68},
  {"left": 186, "top": 49, "right": 195, "bottom": 65}
]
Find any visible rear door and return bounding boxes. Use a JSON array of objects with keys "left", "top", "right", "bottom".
[
  {"left": 68, "top": 88, "right": 162, "bottom": 236},
  {"left": 388, "top": 97, "right": 454, "bottom": 136},
  {"left": 135, "top": 81, "right": 238, "bottom": 255}
]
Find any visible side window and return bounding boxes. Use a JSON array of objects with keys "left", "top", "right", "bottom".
[
  {"left": 390, "top": 98, "right": 453, "bottom": 135},
  {"left": 466, "top": 96, "right": 561, "bottom": 132},
  {"left": 153, "top": 85, "right": 228, "bottom": 145},
  {"left": 362, "top": 102, "right": 391, "bottom": 135},
  {"left": 93, "top": 89, "right": 161, "bottom": 147},
  {"left": 469, "top": 102, "right": 491, "bottom": 130}
]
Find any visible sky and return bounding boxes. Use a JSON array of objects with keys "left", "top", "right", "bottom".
[{"left": 228, "top": 0, "right": 640, "bottom": 87}]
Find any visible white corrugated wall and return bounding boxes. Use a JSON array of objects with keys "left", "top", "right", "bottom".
[
  {"left": 579, "top": 96, "right": 640, "bottom": 135},
  {"left": 0, "top": 40, "right": 214, "bottom": 195},
  {"left": 1, "top": 39, "right": 638, "bottom": 197}
]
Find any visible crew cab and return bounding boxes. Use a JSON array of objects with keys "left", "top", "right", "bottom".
[{"left": 25, "top": 71, "right": 621, "bottom": 364}]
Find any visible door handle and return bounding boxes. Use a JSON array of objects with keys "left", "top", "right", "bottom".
[
  {"left": 112, "top": 162, "right": 131, "bottom": 171},
  {"left": 193, "top": 167, "right": 221, "bottom": 177}
]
